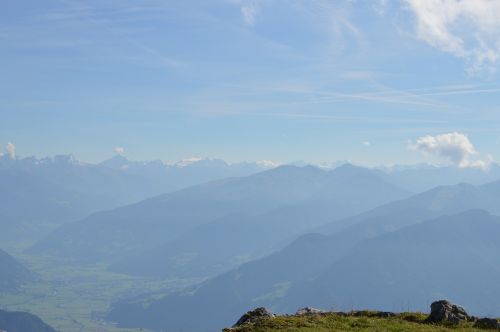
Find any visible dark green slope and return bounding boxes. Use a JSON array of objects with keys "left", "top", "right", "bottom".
[
  {"left": 0, "top": 309, "right": 56, "bottom": 332},
  {"left": 0, "top": 249, "right": 33, "bottom": 292}
]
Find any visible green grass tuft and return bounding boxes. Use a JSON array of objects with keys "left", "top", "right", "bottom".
[{"left": 224, "top": 312, "right": 491, "bottom": 332}]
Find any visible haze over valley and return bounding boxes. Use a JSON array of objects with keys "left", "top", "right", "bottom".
[{"left": 3, "top": 1, "right": 500, "bottom": 331}]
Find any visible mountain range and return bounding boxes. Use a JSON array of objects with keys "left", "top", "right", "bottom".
[
  {"left": 377, "top": 163, "right": 500, "bottom": 193},
  {"left": 4, "top": 152, "right": 500, "bottom": 331},
  {"left": 0, "top": 153, "right": 270, "bottom": 246},
  {"left": 106, "top": 180, "right": 500, "bottom": 332},
  {"left": 107, "top": 164, "right": 411, "bottom": 278},
  {"left": 4, "top": 150, "right": 500, "bottom": 248},
  {"left": 280, "top": 210, "right": 500, "bottom": 316},
  {"left": 33, "top": 164, "right": 409, "bottom": 277}
]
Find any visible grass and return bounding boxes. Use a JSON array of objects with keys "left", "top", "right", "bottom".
[
  {"left": 224, "top": 312, "right": 491, "bottom": 332},
  {"left": 0, "top": 252, "right": 201, "bottom": 332}
]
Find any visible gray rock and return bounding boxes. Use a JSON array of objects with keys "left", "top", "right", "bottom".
[
  {"left": 296, "top": 307, "right": 325, "bottom": 315},
  {"left": 425, "top": 300, "right": 471, "bottom": 325},
  {"left": 474, "top": 318, "right": 500, "bottom": 330},
  {"left": 233, "top": 307, "right": 275, "bottom": 327}
]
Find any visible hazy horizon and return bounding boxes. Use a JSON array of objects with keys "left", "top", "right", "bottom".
[
  {"left": 0, "top": 141, "right": 499, "bottom": 170},
  {"left": 3, "top": 2, "right": 500, "bottom": 332},
  {"left": 0, "top": 149, "right": 499, "bottom": 171}
]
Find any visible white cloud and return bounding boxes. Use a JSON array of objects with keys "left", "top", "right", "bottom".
[
  {"left": 115, "top": 147, "right": 125, "bottom": 155},
  {"left": 5, "top": 142, "right": 16, "bottom": 159},
  {"left": 410, "top": 132, "right": 487, "bottom": 169},
  {"left": 362, "top": 141, "right": 371, "bottom": 147},
  {"left": 469, "top": 159, "right": 488, "bottom": 170},
  {"left": 241, "top": 3, "right": 257, "bottom": 26},
  {"left": 406, "top": 0, "right": 500, "bottom": 73}
]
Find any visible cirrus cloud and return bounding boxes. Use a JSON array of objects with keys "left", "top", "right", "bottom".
[{"left": 406, "top": 0, "right": 500, "bottom": 73}]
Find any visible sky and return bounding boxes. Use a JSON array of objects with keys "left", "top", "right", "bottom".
[{"left": 1, "top": 0, "right": 500, "bottom": 166}]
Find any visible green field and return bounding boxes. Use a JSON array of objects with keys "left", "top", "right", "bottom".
[
  {"left": 0, "top": 252, "right": 200, "bottom": 332},
  {"left": 224, "top": 312, "right": 494, "bottom": 332}
]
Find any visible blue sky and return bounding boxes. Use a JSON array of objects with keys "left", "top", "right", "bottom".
[{"left": 1, "top": 0, "right": 500, "bottom": 166}]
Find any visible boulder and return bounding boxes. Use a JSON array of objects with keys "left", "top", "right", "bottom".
[
  {"left": 295, "top": 307, "right": 325, "bottom": 316},
  {"left": 425, "top": 300, "right": 471, "bottom": 325},
  {"left": 474, "top": 318, "right": 500, "bottom": 330},
  {"left": 233, "top": 307, "right": 275, "bottom": 327}
]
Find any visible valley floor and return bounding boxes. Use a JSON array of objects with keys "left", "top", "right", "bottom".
[{"left": 0, "top": 251, "right": 200, "bottom": 332}]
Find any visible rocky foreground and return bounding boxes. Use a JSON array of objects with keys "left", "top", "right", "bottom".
[{"left": 224, "top": 300, "right": 500, "bottom": 331}]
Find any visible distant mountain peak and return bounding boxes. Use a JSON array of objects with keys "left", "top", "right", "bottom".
[
  {"left": 334, "top": 162, "right": 357, "bottom": 170},
  {"left": 99, "top": 154, "right": 131, "bottom": 169},
  {"left": 45, "top": 154, "right": 83, "bottom": 165},
  {"left": 172, "top": 156, "right": 205, "bottom": 167},
  {"left": 258, "top": 163, "right": 323, "bottom": 176},
  {"left": 179, "top": 158, "right": 229, "bottom": 168},
  {"left": 331, "top": 163, "right": 380, "bottom": 177}
]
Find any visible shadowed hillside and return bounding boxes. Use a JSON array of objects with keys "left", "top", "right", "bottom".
[
  {"left": 0, "top": 309, "right": 56, "bottom": 332},
  {"left": 0, "top": 249, "right": 33, "bottom": 292},
  {"left": 33, "top": 164, "right": 408, "bottom": 273},
  {"left": 106, "top": 206, "right": 500, "bottom": 332}
]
